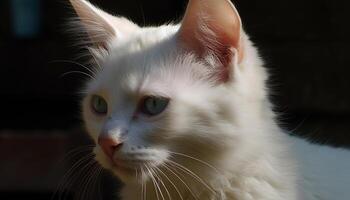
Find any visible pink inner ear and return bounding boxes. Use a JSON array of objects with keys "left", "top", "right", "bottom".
[{"left": 178, "top": 0, "right": 243, "bottom": 82}]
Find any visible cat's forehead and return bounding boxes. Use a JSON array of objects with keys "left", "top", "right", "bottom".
[
  {"left": 99, "top": 25, "right": 179, "bottom": 78},
  {"left": 85, "top": 24, "right": 213, "bottom": 100},
  {"left": 95, "top": 55, "right": 199, "bottom": 95}
]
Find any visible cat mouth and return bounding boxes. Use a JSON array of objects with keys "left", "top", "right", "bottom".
[{"left": 112, "top": 163, "right": 135, "bottom": 175}]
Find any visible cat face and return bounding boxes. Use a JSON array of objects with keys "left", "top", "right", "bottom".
[
  {"left": 71, "top": 0, "right": 267, "bottom": 183},
  {"left": 82, "top": 32, "right": 234, "bottom": 182}
]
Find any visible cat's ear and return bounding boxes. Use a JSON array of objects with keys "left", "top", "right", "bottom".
[
  {"left": 69, "top": 0, "right": 139, "bottom": 50},
  {"left": 178, "top": 0, "right": 243, "bottom": 82}
]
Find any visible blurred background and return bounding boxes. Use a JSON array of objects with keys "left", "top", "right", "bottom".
[{"left": 0, "top": 0, "right": 349, "bottom": 199}]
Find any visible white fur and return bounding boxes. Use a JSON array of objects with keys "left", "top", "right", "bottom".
[{"left": 71, "top": 0, "right": 350, "bottom": 199}]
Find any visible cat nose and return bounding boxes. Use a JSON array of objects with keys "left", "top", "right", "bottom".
[{"left": 98, "top": 136, "right": 123, "bottom": 159}]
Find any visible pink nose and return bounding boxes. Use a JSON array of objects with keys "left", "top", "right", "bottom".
[{"left": 98, "top": 136, "right": 123, "bottom": 159}]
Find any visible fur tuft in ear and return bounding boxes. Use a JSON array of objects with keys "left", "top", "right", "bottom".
[
  {"left": 178, "top": 0, "right": 243, "bottom": 82},
  {"left": 69, "top": 0, "right": 139, "bottom": 52}
]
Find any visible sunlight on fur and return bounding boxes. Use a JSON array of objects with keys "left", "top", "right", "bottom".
[{"left": 67, "top": 0, "right": 350, "bottom": 199}]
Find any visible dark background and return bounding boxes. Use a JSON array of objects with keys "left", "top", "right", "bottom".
[{"left": 0, "top": 0, "right": 349, "bottom": 199}]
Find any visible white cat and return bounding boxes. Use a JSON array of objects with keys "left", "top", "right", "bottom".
[{"left": 69, "top": 0, "right": 350, "bottom": 199}]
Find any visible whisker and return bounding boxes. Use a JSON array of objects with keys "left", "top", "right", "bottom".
[
  {"left": 60, "top": 70, "right": 95, "bottom": 80},
  {"left": 150, "top": 165, "right": 171, "bottom": 200},
  {"left": 49, "top": 60, "right": 98, "bottom": 77},
  {"left": 141, "top": 166, "right": 147, "bottom": 200},
  {"left": 87, "top": 164, "right": 102, "bottom": 200},
  {"left": 62, "top": 154, "right": 95, "bottom": 181},
  {"left": 167, "top": 160, "right": 217, "bottom": 196},
  {"left": 167, "top": 151, "right": 221, "bottom": 175},
  {"left": 162, "top": 163, "right": 199, "bottom": 200},
  {"left": 156, "top": 164, "right": 184, "bottom": 200},
  {"left": 53, "top": 153, "right": 95, "bottom": 200},
  {"left": 61, "top": 145, "right": 95, "bottom": 162},
  {"left": 77, "top": 163, "right": 93, "bottom": 200},
  {"left": 145, "top": 164, "right": 161, "bottom": 200},
  {"left": 53, "top": 145, "right": 94, "bottom": 194},
  {"left": 139, "top": 167, "right": 144, "bottom": 200},
  {"left": 76, "top": 160, "right": 98, "bottom": 200},
  {"left": 66, "top": 157, "right": 95, "bottom": 191},
  {"left": 97, "top": 167, "right": 103, "bottom": 200},
  {"left": 86, "top": 164, "right": 101, "bottom": 200}
]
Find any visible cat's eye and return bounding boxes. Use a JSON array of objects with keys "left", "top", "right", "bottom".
[
  {"left": 140, "top": 96, "right": 169, "bottom": 116},
  {"left": 91, "top": 95, "right": 108, "bottom": 115}
]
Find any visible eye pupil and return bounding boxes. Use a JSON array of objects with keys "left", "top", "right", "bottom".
[{"left": 141, "top": 96, "right": 169, "bottom": 116}]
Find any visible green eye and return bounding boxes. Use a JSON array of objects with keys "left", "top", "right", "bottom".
[
  {"left": 140, "top": 96, "right": 169, "bottom": 116},
  {"left": 91, "top": 95, "right": 108, "bottom": 115}
]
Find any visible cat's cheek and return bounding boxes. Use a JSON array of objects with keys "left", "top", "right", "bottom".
[
  {"left": 82, "top": 106, "right": 105, "bottom": 142},
  {"left": 93, "top": 146, "right": 113, "bottom": 170},
  {"left": 84, "top": 121, "right": 102, "bottom": 142}
]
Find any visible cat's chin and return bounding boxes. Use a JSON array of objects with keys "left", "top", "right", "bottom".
[
  {"left": 110, "top": 164, "right": 137, "bottom": 183},
  {"left": 104, "top": 160, "right": 138, "bottom": 181},
  {"left": 94, "top": 148, "right": 168, "bottom": 183},
  {"left": 94, "top": 153, "right": 136, "bottom": 182},
  {"left": 98, "top": 159, "right": 138, "bottom": 183}
]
